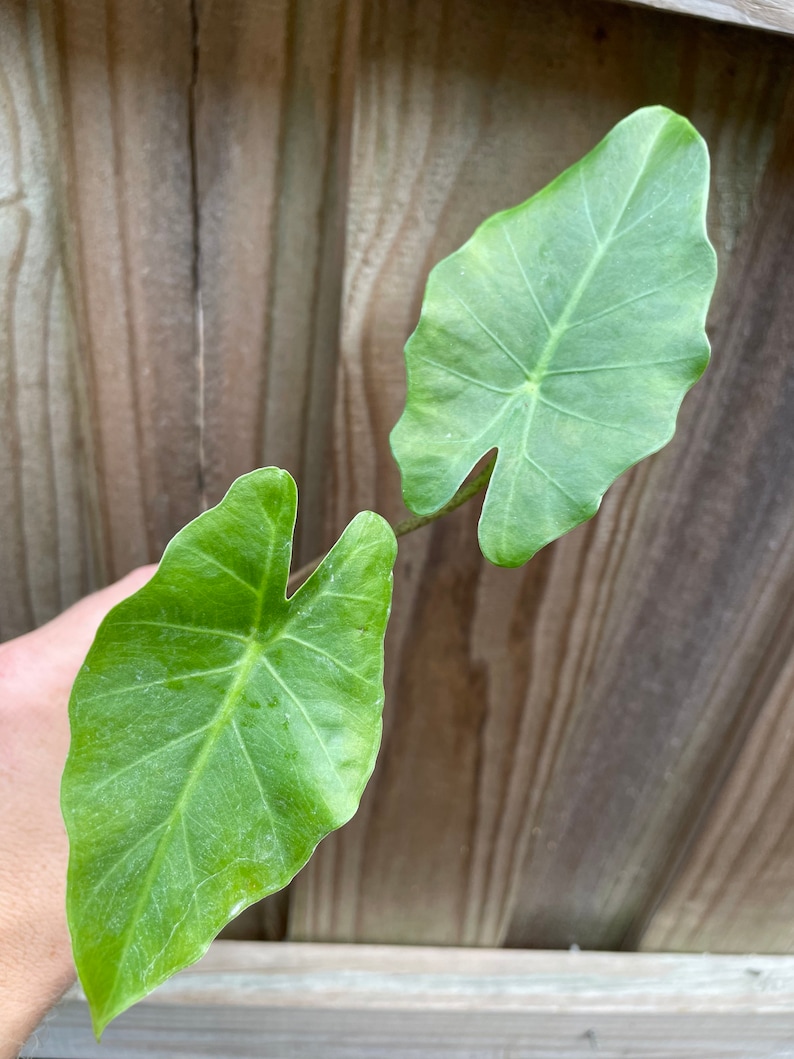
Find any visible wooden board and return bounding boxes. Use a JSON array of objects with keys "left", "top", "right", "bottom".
[
  {"left": 0, "top": 0, "right": 359, "bottom": 640},
  {"left": 191, "top": 0, "right": 361, "bottom": 940},
  {"left": 194, "top": 0, "right": 360, "bottom": 564},
  {"left": 637, "top": 83, "right": 794, "bottom": 952},
  {"left": 51, "top": 0, "right": 200, "bottom": 579},
  {"left": 0, "top": 0, "right": 198, "bottom": 641},
  {"left": 5, "top": 0, "right": 794, "bottom": 958},
  {"left": 0, "top": 1, "right": 97, "bottom": 640},
  {"left": 24, "top": 942, "right": 794, "bottom": 1057},
  {"left": 290, "top": 0, "right": 794, "bottom": 950}
]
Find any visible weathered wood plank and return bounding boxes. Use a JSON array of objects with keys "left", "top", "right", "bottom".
[
  {"left": 24, "top": 942, "right": 794, "bottom": 1057},
  {"left": 5, "top": 0, "right": 794, "bottom": 957},
  {"left": 504, "top": 74, "right": 794, "bottom": 952},
  {"left": 1, "top": 0, "right": 360, "bottom": 622},
  {"left": 612, "top": 0, "right": 794, "bottom": 37},
  {"left": 50, "top": 0, "right": 199, "bottom": 581},
  {"left": 0, "top": 0, "right": 202, "bottom": 641},
  {"left": 195, "top": 0, "right": 361, "bottom": 563},
  {"left": 290, "top": 0, "right": 794, "bottom": 948},
  {"left": 192, "top": 0, "right": 362, "bottom": 940},
  {"left": 0, "top": 2, "right": 98, "bottom": 640},
  {"left": 191, "top": 0, "right": 289, "bottom": 518},
  {"left": 637, "top": 84, "right": 794, "bottom": 954}
]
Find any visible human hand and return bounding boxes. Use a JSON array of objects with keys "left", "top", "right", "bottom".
[{"left": 0, "top": 566, "right": 156, "bottom": 1058}]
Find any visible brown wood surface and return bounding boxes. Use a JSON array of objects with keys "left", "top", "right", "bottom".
[
  {"left": 194, "top": 0, "right": 360, "bottom": 565},
  {"left": 638, "top": 84, "right": 794, "bottom": 953},
  {"left": 0, "top": 2, "right": 96, "bottom": 640},
  {"left": 290, "top": 0, "right": 794, "bottom": 950},
  {"left": 53, "top": 0, "right": 200, "bottom": 578},
  {"left": 191, "top": 0, "right": 361, "bottom": 941},
  {"left": 0, "top": 0, "right": 199, "bottom": 642},
  {"left": 0, "top": 0, "right": 357, "bottom": 636},
  {"left": 24, "top": 942, "right": 794, "bottom": 1057},
  {"left": 3, "top": 0, "right": 794, "bottom": 957}
]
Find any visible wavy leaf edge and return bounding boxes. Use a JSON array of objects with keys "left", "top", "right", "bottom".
[
  {"left": 390, "top": 105, "right": 718, "bottom": 567},
  {"left": 62, "top": 467, "right": 397, "bottom": 1036}
]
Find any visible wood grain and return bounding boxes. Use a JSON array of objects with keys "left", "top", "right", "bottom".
[
  {"left": 1, "top": 0, "right": 359, "bottom": 621},
  {"left": 4, "top": 0, "right": 794, "bottom": 958},
  {"left": 192, "top": 0, "right": 361, "bottom": 940},
  {"left": 290, "top": 0, "right": 794, "bottom": 948},
  {"left": 25, "top": 942, "right": 794, "bottom": 1057},
  {"left": 195, "top": 0, "right": 361, "bottom": 564},
  {"left": 636, "top": 85, "right": 794, "bottom": 954},
  {"left": 0, "top": 2, "right": 97, "bottom": 640},
  {"left": 51, "top": 0, "right": 200, "bottom": 580}
]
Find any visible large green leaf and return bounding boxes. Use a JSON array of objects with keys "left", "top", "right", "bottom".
[
  {"left": 390, "top": 106, "right": 717, "bottom": 567},
  {"left": 62, "top": 468, "right": 396, "bottom": 1036}
]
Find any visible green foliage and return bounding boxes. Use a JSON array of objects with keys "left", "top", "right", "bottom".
[
  {"left": 62, "top": 106, "right": 718, "bottom": 1037},
  {"left": 62, "top": 468, "right": 396, "bottom": 1036},
  {"left": 390, "top": 106, "right": 717, "bottom": 567}
]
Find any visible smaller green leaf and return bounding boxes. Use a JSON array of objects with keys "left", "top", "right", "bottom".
[
  {"left": 390, "top": 106, "right": 717, "bottom": 567},
  {"left": 62, "top": 468, "right": 396, "bottom": 1036}
]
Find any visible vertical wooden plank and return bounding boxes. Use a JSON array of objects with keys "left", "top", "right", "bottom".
[
  {"left": 194, "top": 0, "right": 361, "bottom": 938},
  {"left": 52, "top": 0, "right": 199, "bottom": 581},
  {"left": 196, "top": 0, "right": 361, "bottom": 563},
  {"left": 636, "top": 88, "right": 794, "bottom": 954},
  {"left": 503, "top": 77, "right": 794, "bottom": 952},
  {"left": 0, "top": 1, "right": 97, "bottom": 640},
  {"left": 192, "top": 0, "right": 289, "bottom": 512},
  {"left": 2, "top": 0, "right": 200, "bottom": 633},
  {"left": 290, "top": 0, "right": 794, "bottom": 946}
]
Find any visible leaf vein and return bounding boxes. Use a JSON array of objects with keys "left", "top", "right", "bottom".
[
  {"left": 281, "top": 634, "right": 372, "bottom": 687},
  {"left": 524, "top": 454, "right": 580, "bottom": 506},
  {"left": 535, "top": 122, "right": 667, "bottom": 375},
  {"left": 181, "top": 545, "right": 260, "bottom": 595},
  {"left": 566, "top": 268, "right": 703, "bottom": 332},
  {"left": 259, "top": 656, "right": 348, "bottom": 796},
  {"left": 230, "top": 719, "right": 285, "bottom": 870},
  {"left": 580, "top": 168, "right": 602, "bottom": 247},
  {"left": 413, "top": 353, "right": 516, "bottom": 396},
  {"left": 446, "top": 289, "right": 531, "bottom": 378},
  {"left": 112, "top": 620, "right": 249, "bottom": 643},
  {"left": 89, "top": 722, "right": 216, "bottom": 794},
  {"left": 537, "top": 393, "right": 650, "bottom": 439},
  {"left": 503, "top": 227, "right": 553, "bottom": 334},
  {"left": 544, "top": 355, "right": 696, "bottom": 376},
  {"left": 84, "top": 663, "right": 242, "bottom": 702}
]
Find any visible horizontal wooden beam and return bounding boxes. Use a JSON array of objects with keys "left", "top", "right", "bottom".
[
  {"left": 24, "top": 942, "right": 794, "bottom": 1057},
  {"left": 610, "top": 0, "right": 794, "bottom": 35}
]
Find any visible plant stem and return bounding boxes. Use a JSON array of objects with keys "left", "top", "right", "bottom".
[
  {"left": 392, "top": 453, "right": 496, "bottom": 537},
  {"left": 287, "top": 453, "right": 496, "bottom": 592}
]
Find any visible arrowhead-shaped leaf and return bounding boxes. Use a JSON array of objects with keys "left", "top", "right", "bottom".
[
  {"left": 390, "top": 106, "right": 717, "bottom": 567},
  {"left": 62, "top": 468, "right": 396, "bottom": 1036}
]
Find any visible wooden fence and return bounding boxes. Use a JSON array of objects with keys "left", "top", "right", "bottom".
[{"left": 2, "top": 0, "right": 794, "bottom": 956}]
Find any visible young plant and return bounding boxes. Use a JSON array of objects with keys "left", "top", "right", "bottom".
[{"left": 61, "top": 105, "right": 717, "bottom": 1036}]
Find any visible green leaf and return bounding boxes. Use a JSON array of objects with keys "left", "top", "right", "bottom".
[
  {"left": 390, "top": 106, "right": 717, "bottom": 567},
  {"left": 62, "top": 468, "right": 396, "bottom": 1036}
]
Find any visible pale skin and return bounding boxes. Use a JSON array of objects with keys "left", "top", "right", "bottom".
[{"left": 0, "top": 566, "right": 155, "bottom": 1058}]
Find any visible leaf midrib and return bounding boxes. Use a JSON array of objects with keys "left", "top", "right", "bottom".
[
  {"left": 101, "top": 637, "right": 263, "bottom": 1018},
  {"left": 529, "top": 122, "right": 666, "bottom": 382},
  {"left": 441, "top": 120, "right": 667, "bottom": 405},
  {"left": 99, "top": 556, "right": 365, "bottom": 1019},
  {"left": 437, "top": 122, "right": 668, "bottom": 490}
]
